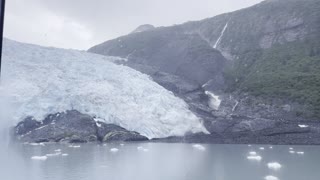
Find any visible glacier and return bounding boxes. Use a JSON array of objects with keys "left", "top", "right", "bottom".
[{"left": 0, "top": 39, "right": 208, "bottom": 139}]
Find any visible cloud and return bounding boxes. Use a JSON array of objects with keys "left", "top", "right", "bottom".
[{"left": 4, "top": 0, "right": 263, "bottom": 50}]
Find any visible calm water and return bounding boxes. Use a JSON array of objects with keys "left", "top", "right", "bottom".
[{"left": 1, "top": 142, "right": 320, "bottom": 180}]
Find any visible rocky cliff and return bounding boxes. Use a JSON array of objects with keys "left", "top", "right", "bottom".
[{"left": 88, "top": 0, "right": 320, "bottom": 144}]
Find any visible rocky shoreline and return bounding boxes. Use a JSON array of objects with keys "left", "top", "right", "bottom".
[
  {"left": 13, "top": 110, "right": 320, "bottom": 145},
  {"left": 14, "top": 110, "right": 148, "bottom": 143}
]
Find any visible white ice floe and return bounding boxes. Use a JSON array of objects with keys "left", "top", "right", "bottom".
[
  {"left": 289, "top": 151, "right": 295, "bottom": 154},
  {"left": 297, "top": 152, "right": 304, "bottom": 155},
  {"left": 289, "top": 147, "right": 293, "bottom": 150},
  {"left": 1, "top": 38, "right": 207, "bottom": 139},
  {"left": 267, "top": 162, "right": 282, "bottom": 170},
  {"left": 110, "top": 148, "right": 119, "bottom": 152},
  {"left": 137, "top": 146, "right": 149, "bottom": 152},
  {"left": 120, "top": 144, "right": 124, "bottom": 146},
  {"left": 192, "top": 144, "right": 206, "bottom": 151},
  {"left": 29, "top": 143, "right": 45, "bottom": 146},
  {"left": 259, "top": 147, "right": 265, "bottom": 150},
  {"left": 264, "top": 175, "right": 279, "bottom": 180},
  {"left": 46, "top": 152, "right": 61, "bottom": 157},
  {"left": 54, "top": 149, "right": 61, "bottom": 152},
  {"left": 248, "top": 144, "right": 252, "bottom": 147},
  {"left": 298, "top": 125, "right": 309, "bottom": 128},
  {"left": 249, "top": 151, "right": 257, "bottom": 156},
  {"left": 247, "top": 155, "right": 262, "bottom": 161},
  {"left": 69, "top": 145, "right": 81, "bottom": 148},
  {"left": 61, "top": 154, "right": 69, "bottom": 156},
  {"left": 269, "top": 146, "right": 273, "bottom": 149},
  {"left": 31, "top": 156, "right": 47, "bottom": 160}
]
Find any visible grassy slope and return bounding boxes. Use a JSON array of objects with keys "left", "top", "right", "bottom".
[{"left": 225, "top": 37, "right": 320, "bottom": 117}]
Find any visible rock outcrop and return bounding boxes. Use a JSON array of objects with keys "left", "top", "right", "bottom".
[{"left": 14, "top": 110, "right": 148, "bottom": 143}]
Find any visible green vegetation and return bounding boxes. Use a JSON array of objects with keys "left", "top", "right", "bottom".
[{"left": 225, "top": 38, "right": 320, "bottom": 118}]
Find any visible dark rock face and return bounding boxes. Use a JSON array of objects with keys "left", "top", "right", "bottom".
[
  {"left": 14, "top": 110, "right": 148, "bottom": 143},
  {"left": 86, "top": 0, "right": 320, "bottom": 145},
  {"left": 89, "top": 27, "right": 227, "bottom": 85}
]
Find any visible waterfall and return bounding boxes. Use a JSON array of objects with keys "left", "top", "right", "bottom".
[
  {"left": 205, "top": 91, "right": 221, "bottom": 110},
  {"left": 213, "top": 22, "right": 228, "bottom": 49}
]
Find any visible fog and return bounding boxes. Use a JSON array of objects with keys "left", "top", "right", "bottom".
[{"left": 4, "top": 0, "right": 263, "bottom": 50}]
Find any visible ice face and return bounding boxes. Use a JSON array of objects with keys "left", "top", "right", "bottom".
[{"left": 1, "top": 39, "right": 208, "bottom": 139}]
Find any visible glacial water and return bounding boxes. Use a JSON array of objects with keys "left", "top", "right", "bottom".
[{"left": 1, "top": 142, "right": 320, "bottom": 180}]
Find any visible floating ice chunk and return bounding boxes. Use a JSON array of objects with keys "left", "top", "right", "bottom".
[
  {"left": 298, "top": 125, "right": 309, "bottom": 128},
  {"left": 259, "top": 147, "right": 265, "bottom": 150},
  {"left": 29, "top": 143, "right": 45, "bottom": 146},
  {"left": 289, "top": 151, "right": 295, "bottom": 154},
  {"left": 54, "top": 149, "right": 61, "bottom": 152},
  {"left": 267, "top": 162, "right": 282, "bottom": 170},
  {"left": 31, "top": 156, "right": 47, "bottom": 160},
  {"left": 248, "top": 144, "right": 252, "bottom": 147},
  {"left": 61, "top": 154, "right": 69, "bottom": 156},
  {"left": 192, "top": 144, "right": 206, "bottom": 151},
  {"left": 143, "top": 148, "right": 149, "bottom": 152},
  {"left": 110, "top": 148, "right": 119, "bottom": 152},
  {"left": 269, "top": 146, "right": 273, "bottom": 149},
  {"left": 249, "top": 151, "right": 257, "bottom": 156},
  {"left": 289, "top": 147, "right": 293, "bottom": 150},
  {"left": 46, "top": 152, "right": 61, "bottom": 157},
  {"left": 120, "top": 144, "right": 124, "bottom": 146},
  {"left": 247, "top": 155, "right": 262, "bottom": 161},
  {"left": 137, "top": 146, "right": 144, "bottom": 150},
  {"left": 297, "top": 152, "right": 304, "bottom": 155},
  {"left": 264, "top": 175, "right": 279, "bottom": 180},
  {"left": 69, "top": 145, "right": 81, "bottom": 148}
]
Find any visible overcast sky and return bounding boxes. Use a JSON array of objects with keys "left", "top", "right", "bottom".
[{"left": 4, "top": 0, "right": 263, "bottom": 50}]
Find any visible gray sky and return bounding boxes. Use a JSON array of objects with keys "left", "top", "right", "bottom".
[{"left": 4, "top": 0, "right": 263, "bottom": 50}]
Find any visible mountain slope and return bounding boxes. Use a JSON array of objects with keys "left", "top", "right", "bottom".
[
  {"left": 0, "top": 39, "right": 208, "bottom": 138},
  {"left": 89, "top": 0, "right": 320, "bottom": 118}
]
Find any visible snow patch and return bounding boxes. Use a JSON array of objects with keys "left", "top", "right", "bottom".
[
  {"left": 298, "top": 125, "right": 308, "bottom": 128},
  {"left": 61, "top": 154, "right": 69, "bottom": 156},
  {"left": 259, "top": 147, "right": 265, "bottom": 150},
  {"left": 296, "top": 151, "right": 304, "bottom": 155},
  {"left": 1, "top": 39, "right": 208, "bottom": 139},
  {"left": 249, "top": 151, "right": 257, "bottom": 156}
]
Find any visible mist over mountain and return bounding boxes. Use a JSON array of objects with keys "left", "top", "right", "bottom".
[{"left": 88, "top": 0, "right": 320, "bottom": 143}]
